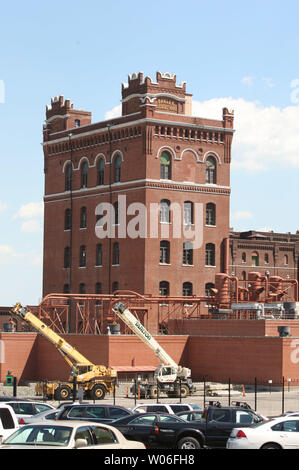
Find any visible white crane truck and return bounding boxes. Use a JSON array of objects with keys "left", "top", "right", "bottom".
[{"left": 112, "top": 301, "right": 196, "bottom": 398}]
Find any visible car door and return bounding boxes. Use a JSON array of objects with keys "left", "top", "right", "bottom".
[
  {"left": 117, "top": 414, "right": 157, "bottom": 444},
  {"left": 271, "top": 420, "right": 299, "bottom": 448},
  {"left": 205, "top": 409, "right": 233, "bottom": 448}
]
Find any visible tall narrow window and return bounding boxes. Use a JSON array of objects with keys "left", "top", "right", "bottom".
[
  {"left": 97, "top": 159, "right": 105, "bottom": 185},
  {"left": 79, "top": 283, "right": 86, "bottom": 294},
  {"left": 96, "top": 244, "right": 102, "bottom": 266},
  {"left": 81, "top": 161, "right": 88, "bottom": 188},
  {"left": 242, "top": 252, "right": 246, "bottom": 263},
  {"left": 252, "top": 252, "right": 259, "bottom": 266},
  {"left": 114, "top": 201, "right": 119, "bottom": 225},
  {"left": 79, "top": 245, "right": 86, "bottom": 267},
  {"left": 112, "top": 281, "right": 119, "bottom": 292},
  {"left": 205, "top": 283, "right": 215, "bottom": 297},
  {"left": 284, "top": 254, "right": 288, "bottom": 265},
  {"left": 64, "top": 209, "right": 71, "bottom": 230},
  {"left": 64, "top": 246, "right": 71, "bottom": 268},
  {"left": 160, "top": 199, "right": 171, "bottom": 223},
  {"left": 206, "top": 156, "right": 217, "bottom": 184},
  {"left": 160, "top": 151, "right": 171, "bottom": 179},
  {"left": 183, "top": 282, "right": 193, "bottom": 296},
  {"left": 112, "top": 242, "right": 119, "bottom": 265},
  {"left": 205, "top": 243, "right": 216, "bottom": 266},
  {"left": 160, "top": 241, "right": 170, "bottom": 264},
  {"left": 63, "top": 284, "right": 70, "bottom": 293},
  {"left": 80, "top": 206, "right": 87, "bottom": 229},
  {"left": 206, "top": 203, "right": 216, "bottom": 226},
  {"left": 65, "top": 163, "right": 72, "bottom": 191},
  {"left": 74, "top": 119, "right": 80, "bottom": 128},
  {"left": 159, "top": 281, "right": 169, "bottom": 296},
  {"left": 95, "top": 282, "right": 102, "bottom": 294},
  {"left": 184, "top": 201, "right": 194, "bottom": 225},
  {"left": 114, "top": 155, "right": 121, "bottom": 183},
  {"left": 183, "top": 242, "right": 193, "bottom": 265}
]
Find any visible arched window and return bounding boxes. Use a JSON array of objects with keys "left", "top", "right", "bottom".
[
  {"left": 160, "top": 151, "right": 171, "bottom": 179},
  {"left": 205, "top": 282, "right": 215, "bottom": 297},
  {"left": 252, "top": 251, "right": 259, "bottom": 266},
  {"left": 97, "top": 159, "right": 105, "bottom": 185},
  {"left": 205, "top": 243, "right": 216, "bottom": 266},
  {"left": 64, "top": 209, "right": 71, "bottom": 230},
  {"left": 183, "top": 242, "right": 193, "bottom": 265},
  {"left": 183, "top": 282, "right": 193, "bottom": 296},
  {"left": 184, "top": 201, "right": 194, "bottom": 225},
  {"left": 65, "top": 163, "right": 72, "bottom": 191},
  {"left": 112, "top": 242, "right": 119, "bottom": 265},
  {"left": 206, "top": 203, "right": 216, "bottom": 226},
  {"left": 64, "top": 246, "right": 71, "bottom": 268},
  {"left": 81, "top": 161, "right": 88, "bottom": 188},
  {"left": 160, "top": 241, "right": 170, "bottom": 264},
  {"left": 96, "top": 244, "right": 102, "bottom": 266},
  {"left": 80, "top": 207, "right": 87, "bottom": 229},
  {"left": 160, "top": 199, "right": 171, "bottom": 223},
  {"left": 242, "top": 252, "right": 246, "bottom": 263},
  {"left": 284, "top": 254, "right": 288, "bottom": 265},
  {"left": 79, "top": 245, "right": 86, "bottom": 267},
  {"left": 241, "top": 271, "right": 246, "bottom": 280},
  {"left": 114, "top": 155, "right": 121, "bottom": 182},
  {"left": 159, "top": 281, "right": 169, "bottom": 296},
  {"left": 265, "top": 253, "right": 269, "bottom": 264},
  {"left": 206, "top": 156, "right": 217, "bottom": 184}
]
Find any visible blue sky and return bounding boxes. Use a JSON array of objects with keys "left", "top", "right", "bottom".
[{"left": 0, "top": 0, "right": 299, "bottom": 305}]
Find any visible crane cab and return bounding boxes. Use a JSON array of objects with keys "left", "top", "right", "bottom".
[{"left": 154, "top": 365, "right": 178, "bottom": 383}]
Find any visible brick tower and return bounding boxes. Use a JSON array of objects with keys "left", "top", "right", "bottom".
[{"left": 42, "top": 72, "right": 234, "bottom": 308}]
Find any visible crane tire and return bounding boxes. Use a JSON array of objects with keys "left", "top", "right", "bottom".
[
  {"left": 149, "top": 385, "right": 158, "bottom": 398},
  {"left": 54, "top": 385, "right": 72, "bottom": 401},
  {"left": 91, "top": 384, "right": 106, "bottom": 400}
]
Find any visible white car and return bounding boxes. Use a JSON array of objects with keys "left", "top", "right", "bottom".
[
  {"left": 0, "top": 404, "right": 19, "bottom": 440},
  {"left": 131, "top": 403, "right": 201, "bottom": 415},
  {"left": 3, "top": 401, "right": 55, "bottom": 424},
  {"left": 19, "top": 408, "right": 60, "bottom": 425},
  {"left": 0, "top": 420, "right": 146, "bottom": 449},
  {"left": 227, "top": 416, "right": 299, "bottom": 449}
]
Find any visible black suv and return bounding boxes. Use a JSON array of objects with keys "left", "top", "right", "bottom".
[{"left": 56, "top": 403, "right": 134, "bottom": 424}]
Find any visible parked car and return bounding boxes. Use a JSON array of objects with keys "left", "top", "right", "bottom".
[
  {"left": 19, "top": 408, "right": 60, "bottom": 425},
  {"left": 111, "top": 412, "right": 206, "bottom": 449},
  {"left": 56, "top": 404, "right": 134, "bottom": 424},
  {"left": 130, "top": 403, "right": 201, "bottom": 415},
  {"left": 0, "top": 420, "right": 146, "bottom": 449},
  {"left": 176, "top": 409, "right": 203, "bottom": 422},
  {"left": 227, "top": 416, "right": 299, "bottom": 449},
  {"left": 4, "top": 401, "right": 55, "bottom": 424},
  {"left": 0, "top": 404, "right": 19, "bottom": 440}
]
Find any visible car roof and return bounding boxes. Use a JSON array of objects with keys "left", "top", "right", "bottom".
[{"left": 20, "top": 419, "right": 124, "bottom": 430}]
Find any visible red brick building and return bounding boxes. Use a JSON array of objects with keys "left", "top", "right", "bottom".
[{"left": 42, "top": 72, "right": 234, "bottom": 302}]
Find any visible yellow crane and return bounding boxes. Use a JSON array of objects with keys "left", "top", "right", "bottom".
[{"left": 11, "top": 303, "right": 117, "bottom": 400}]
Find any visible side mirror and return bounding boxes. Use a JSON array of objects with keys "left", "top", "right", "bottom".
[{"left": 75, "top": 438, "right": 87, "bottom": 448}]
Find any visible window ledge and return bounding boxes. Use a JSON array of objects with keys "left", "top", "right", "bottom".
[
  {"left": 205, "top": 265, "right": 216, "bottom": 268},
  {"left": 182, "top": 264, "right": 194, "bottom": 267},
  {"left": 159, "top": 263, "right": 171, "bottom": 266}
]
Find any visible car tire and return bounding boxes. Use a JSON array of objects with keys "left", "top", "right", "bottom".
[
  {"left": 177, "top": 436, "right": 201, "bottom": 449},
  {"left": 54, "top": 385, "right": 72, "bottom": 400},
  {"left": 91, "top": 384, "right": 106, "bottom": 400},
  {"left": 261, "top": 442, "right": 282, "bottom": 449}
]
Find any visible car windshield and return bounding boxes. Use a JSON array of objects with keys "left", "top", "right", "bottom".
[{"left": 3, "top": 425, "right": 72, "bottom": 446}]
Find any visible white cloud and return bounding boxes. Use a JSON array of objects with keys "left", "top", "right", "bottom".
[
  {"left": 105, "top": 104, "right": 121, "bottom": 120},
  {"left": 241, "top": 76, "right": 255, "bottom": 86},
  {"left": 14, "top": 202, "right": 43, "bottom": 220},
  {"left": 0, "top": 201, "right": 7, "bottom": 212},
  {"left": 20, "top": 220, "right": 42, "bottom": 233},
  {"left": 262, "top": 77, "right": 275, "bottom": 88},
  {"left": 192, "top": 97, "right": 299, "bottom": 171},
  {"left": 0, "top": 245, "right": 15, "bottom": 256},
  {"left": 232, "top": 210, "right": 254, "bottom": 220}
]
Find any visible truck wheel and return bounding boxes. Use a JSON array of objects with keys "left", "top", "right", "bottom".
[
  {"left": 179, "top": 384, "right": 189, "bottom": 398},
  {"left": 54, "top": 385, "right": 72, "bottom": 400},
  {"left": 149, "top": 385, "right": 158, "bottom": 398},
  {"left": 91, "top": 384, "right": 106, "bottom": 400},
  {"left": 177, "top": 436, "right": 201, "bottom": 449}
]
